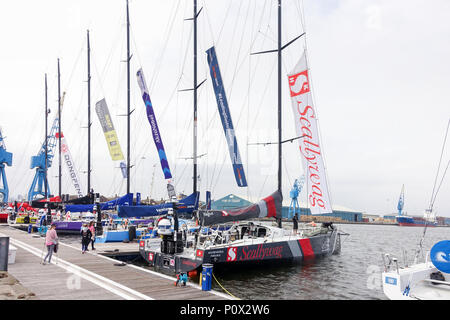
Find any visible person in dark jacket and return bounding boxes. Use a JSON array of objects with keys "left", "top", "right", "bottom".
[
  {"left": 292, "top": 214, "right": 299, "bottom": 235},
  {"left": 80, "top": 223, "right": 92, "bottom": 254}
]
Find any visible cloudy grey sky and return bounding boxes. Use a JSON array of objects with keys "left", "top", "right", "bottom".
[{"left": 0, "top": 0, "right": 449, "bottom": 217}]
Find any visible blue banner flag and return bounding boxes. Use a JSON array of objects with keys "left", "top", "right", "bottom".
[
  {"left": 206, "top": 191, "right": 211, "bottom": 210},
  {"left": 206, "top": 46, "right": 247, "bottom": 187},
  {"left": 136, "top": 68, "right": 172, "bottom": 180}
]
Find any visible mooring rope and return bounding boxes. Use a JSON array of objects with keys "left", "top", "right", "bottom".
[{"left": 212, "top": 272, "right": 240, "bottom": 300}]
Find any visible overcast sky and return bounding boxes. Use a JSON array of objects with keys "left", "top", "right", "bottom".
[{"left": 0, "top": 0, "right": 449, "bottom": 217}]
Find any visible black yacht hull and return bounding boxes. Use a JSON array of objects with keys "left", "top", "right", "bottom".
[{"left": 139, "top": 230, "right": 341, "bottom": 273}]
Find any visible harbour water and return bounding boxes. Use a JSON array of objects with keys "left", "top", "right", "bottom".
[
  {"left": 205, "top": 224, "right": 449, "bottom": 300},
  {"left": 59, "top": 223, "right": 449, "bottom": 300}
]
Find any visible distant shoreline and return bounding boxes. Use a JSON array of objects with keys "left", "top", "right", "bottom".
[{"left": 261, "top": 218, "right": 450, "bottom": 227}]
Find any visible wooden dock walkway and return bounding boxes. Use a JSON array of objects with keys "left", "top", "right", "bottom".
[{"left": 0, "top": 225, "right": 231, "bottom": 300}]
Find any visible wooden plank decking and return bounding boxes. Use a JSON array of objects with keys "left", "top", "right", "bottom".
[{"left": 0, "top": 225, "right": 230, "bottom": 300}]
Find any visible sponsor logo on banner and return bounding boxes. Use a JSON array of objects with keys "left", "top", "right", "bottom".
[
  {"left": 95, "top": 99, "right": 125, "bottom": 162},
  {"left": 288, "top": 52, "right": 332, "bottom": 214},
  {"left": 288, "top": 70, "right": 310, "bottom": 97},
  {"left": 60, "top": 135, "right": 83, "bottom": 197},
  {"left": 227, "top": 247, "right": 237, "bottom": 262}
]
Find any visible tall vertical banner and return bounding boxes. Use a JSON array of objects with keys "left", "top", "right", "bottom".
[
  {"left": 206, "top": 46, "right": 247, "bottom": 187},
  {"left": 136, "top": 68, "right": 172, "bottom": 180},
  {"left": 58, "top": 133, "right": 83, "bottom": 198},
  {"left": 206, "top": 191, "right": 211, "bottom": 210},
  {"left": 95, "top": 98, "right": 127, "bottom": 178},
  {"left": 288, "top": 51, "right": 332, "bottom": 214}
]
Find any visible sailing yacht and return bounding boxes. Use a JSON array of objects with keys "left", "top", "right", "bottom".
[
  {"left": 137, "top": 0, "right": 345, "bottom": 274},
  {"left": 382, "top": 251, "right": 450, "bottom": 300}
]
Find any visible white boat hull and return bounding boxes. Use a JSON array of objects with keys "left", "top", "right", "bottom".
[{"left": 382, "top": 262, "right": 450, "bottom": 300}]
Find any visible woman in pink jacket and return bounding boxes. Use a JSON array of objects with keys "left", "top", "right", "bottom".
[
  {"left": 43, "top": 223, "right": 58, "bottom": 264},
  {"left": 88, "top": 221, "right": 96, "bottom": 251}
]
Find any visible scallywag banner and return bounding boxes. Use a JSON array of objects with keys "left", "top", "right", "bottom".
[{"left": 287, "top": 51, "right": 332, "bottom": 214}]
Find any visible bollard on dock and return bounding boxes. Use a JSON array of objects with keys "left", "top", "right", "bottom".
[{"left": 0, "top": 237, "right": 10, "bottom": 271}]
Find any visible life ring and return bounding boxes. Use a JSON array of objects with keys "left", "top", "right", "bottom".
[{"left": 157, "top": 216, "right": 165, "bottom": 225}]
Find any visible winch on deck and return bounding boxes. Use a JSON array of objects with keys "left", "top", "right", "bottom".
[{"left": 157, "top": 215, "right": 184, "bottom": 255}]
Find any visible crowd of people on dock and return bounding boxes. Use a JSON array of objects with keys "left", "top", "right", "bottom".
[{"left": 41, "top": 220, "right": 97, "bottom": 264}]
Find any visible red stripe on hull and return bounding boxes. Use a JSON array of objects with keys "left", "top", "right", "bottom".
[
  {"left": 299, "top": 239, "right": 315, "bottom": 259},
  {"left": 398, "top": 222, "right": 436, "bottom": 227}
]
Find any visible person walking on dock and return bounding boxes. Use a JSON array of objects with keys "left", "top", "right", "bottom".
[
  {"left": 42, "top": 223, "right": 58, "bottom": 265},
  {"left": 81, "top": 223, "right": 92, "bottom": 254},
  {"left": 88, "top": 221, "right": 96, "bottom": 251}
]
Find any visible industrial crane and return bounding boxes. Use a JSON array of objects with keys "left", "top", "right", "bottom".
[
  {"left": 397, "top": 184, "right": 405, "bottom": 216},
  {"left": 28, "top": 93, "right": 65, "bottom": 202},
  {"left": 288, "top": 175, "right": 305, "bottom": 219},
  {"left": 0, "top": 127, "right": 13, "bottom": 203}
]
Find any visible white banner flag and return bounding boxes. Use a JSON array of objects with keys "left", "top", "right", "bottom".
[
  {"left": 288, "top": 52, "right": 332, "bottom": 214},
  {"left": 59, "top": 133, "right": 84, "bottom": 198}
]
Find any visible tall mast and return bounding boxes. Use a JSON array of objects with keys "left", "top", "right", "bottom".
[
  {"left": 87, "top": 30, "right": 92, "bottom": 195},
  {"left": 251, "top": 0, "right": 304, "bottom": 193},
  {"left": 193, "top": 0, "right": 198, "bottom": 195},
  {"left": 58, "top": 58, "right": 62, "bottom": 199},
  {"left": 126, "top": 0, "right": 131, "bottom": 194},
  {"left": 44, "top": 74, "right": 48, "bottom": 199},
  {"left": 277, "top": 0, "right": 282, "bottom": 194},
  {"left": 250, "top": 0, "right": 304, "bottom": 225}
]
